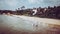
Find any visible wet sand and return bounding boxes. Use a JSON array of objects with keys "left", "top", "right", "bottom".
[{"left": 0, "top": 15, "right": 60, "bottom": 34}]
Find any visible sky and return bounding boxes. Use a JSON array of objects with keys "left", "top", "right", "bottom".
[{"left": 0, "top": 0, "right": 60, "bottom": 10}]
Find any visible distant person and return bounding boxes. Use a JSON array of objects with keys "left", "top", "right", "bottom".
[{"left": 33, "top": 22, "right": 39, "bottom": 31}]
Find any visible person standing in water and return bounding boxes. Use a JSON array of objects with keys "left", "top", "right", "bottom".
[{"left": 33, "top": 22, "right": 39, "bottom": 31}]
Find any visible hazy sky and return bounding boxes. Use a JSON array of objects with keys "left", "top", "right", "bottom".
[{"left": 0, "top": 0, "right": 60, "bottom": 10}]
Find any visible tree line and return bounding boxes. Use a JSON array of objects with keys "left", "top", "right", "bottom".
[{"left": 0, "top": 6, "right": 60, "bottom": 19}]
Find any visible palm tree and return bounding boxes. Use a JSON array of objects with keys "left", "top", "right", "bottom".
[{"left": 21, "top": 6, "right": 25, "bottom": 10}]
